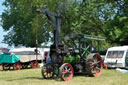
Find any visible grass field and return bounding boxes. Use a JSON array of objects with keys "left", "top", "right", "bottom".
[{"left": 0, "top": 67, "right": 128, "bottom": 85}]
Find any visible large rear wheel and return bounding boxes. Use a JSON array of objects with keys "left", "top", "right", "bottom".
[
  {"left": 86, "top": 53, "right": 102, "bottom": 77},
  {"left": 59, "top": 63, "right": 74, "bottom": 81}
]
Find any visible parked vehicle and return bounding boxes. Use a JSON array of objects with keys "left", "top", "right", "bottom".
[
  {"left": 0, "top": 48, "right": 43, "bottom": 70},
  {"left": 0, "top": 53, "right": 20, "bottom": 70},
  {"left": 104, "top": 46, "right": 128, "bottom": 69},
  {"left": 36, "top": 8, "right": 104, "bottom": 81}
]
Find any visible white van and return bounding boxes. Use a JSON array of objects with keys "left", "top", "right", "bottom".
[{"left": 104, "top": 46, "right": 128, "bottom": 68}]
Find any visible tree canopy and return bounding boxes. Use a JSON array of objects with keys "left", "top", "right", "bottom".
[{"left": 1, "top": 0, "right": 128, "bottom": 48}]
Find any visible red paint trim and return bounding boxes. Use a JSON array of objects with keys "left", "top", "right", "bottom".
[{"left": 61, "top": 63, "right": 74, "bottom": 81}]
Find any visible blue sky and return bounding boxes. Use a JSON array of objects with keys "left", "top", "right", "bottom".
[{"left": 0, "top": 0, "right": 8, "bottom": 48}]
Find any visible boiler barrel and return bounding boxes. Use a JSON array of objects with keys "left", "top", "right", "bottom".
[{"left": 63, "top": 55, "right": 80, "bottom": 64}]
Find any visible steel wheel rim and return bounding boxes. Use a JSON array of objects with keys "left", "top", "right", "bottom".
[
  {"left": 90, "top": 54, "right": 102, "bottom": 77},
  {"left": 60, "top": 63, "right": 74, "bottom": 81}
]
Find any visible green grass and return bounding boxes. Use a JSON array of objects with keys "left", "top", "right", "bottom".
[{"left": 0, "top": 67, "right": 128, "bottom": 85}]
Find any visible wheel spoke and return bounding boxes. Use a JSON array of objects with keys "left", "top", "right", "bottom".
[
  {"left": 95, "top": 61, "right": 101, "bottom": 64},
  {"left": 62, "top": 71, "right": 67, "bottom": 74},
  {"left": 96, "top": 67, "right": 101, "bottom": 72},
  {"left": 68, "top": 68, "right": 71, "bottom": 71}
]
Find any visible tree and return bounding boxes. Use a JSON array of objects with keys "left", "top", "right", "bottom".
[
  {"left": 1, "top": 0, "right": 50, "bottom": 47},
  {"left": 103, "top": 0, "right": 128, "bottom": 45},
  {"left": 1, "top": 0, "right": 128, "bottom": 48},
  {"left": 1, "top": 0, "right": 76, "bottom": 47}
]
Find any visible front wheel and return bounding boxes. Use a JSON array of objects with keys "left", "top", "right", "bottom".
[
  {"left": 59, "top": 63, "right": 74, "bottom": 81},
  {"left": 41, "top": 64, "right": 54, "bottom": 79}
]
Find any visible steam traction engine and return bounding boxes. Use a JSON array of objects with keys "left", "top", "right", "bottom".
[{"left": 36, "top": 9, "right": 105, "bottom": 81}]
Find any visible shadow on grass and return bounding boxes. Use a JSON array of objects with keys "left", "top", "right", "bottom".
[
  {"left": 0, "top": 67, "right": 41, "bottom": 72},
  {"left": 6, "top": 73, "right": 94, "bottom": 82},
  {"left": 6, "top": 77, "right": 43, "bottom": 81},
  {"left": 73, "top": 73, "right": 91, "bottom": 77},
  {"left": 5, "top": 72, "right": 95, "bottom": 82},
  {"left": 6, "top": 76, "right": 60, "bottom": 81}
]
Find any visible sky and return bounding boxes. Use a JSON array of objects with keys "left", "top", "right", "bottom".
[{"left": 0, "top": 0, "right": 8, "bottom": 48}]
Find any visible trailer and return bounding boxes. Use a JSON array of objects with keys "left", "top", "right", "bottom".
[
  {"left": 104, "top": 46, "right": 128, "bottom": 69},
  {"left": 0, "top": 53, "right": 20, "bottom": 70},
  {"left": 0, "top": 48, "right": 43, "bottom": 70},
  {"left": 11, "top": 48, "right": 43, "bottom": 68}
]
